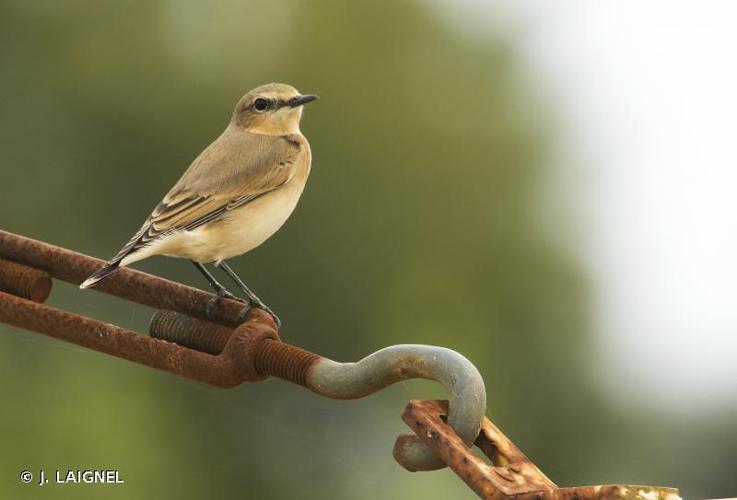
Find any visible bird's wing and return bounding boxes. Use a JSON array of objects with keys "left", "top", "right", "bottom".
[{"left": 109, "top": 132, "right": 301, "bottom": 264}]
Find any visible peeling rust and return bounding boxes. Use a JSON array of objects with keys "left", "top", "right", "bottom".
[{"left": 399, "top": 400, "right": 680, "bottom": 500}]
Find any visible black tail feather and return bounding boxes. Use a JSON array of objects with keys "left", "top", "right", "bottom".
[{"left": 79, "top": 261, "right": 120, "bottom": 289}]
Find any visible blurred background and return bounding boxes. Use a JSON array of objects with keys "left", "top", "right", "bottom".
[{"left": 1, "top": 1, "right": 735, "bottom": 498}]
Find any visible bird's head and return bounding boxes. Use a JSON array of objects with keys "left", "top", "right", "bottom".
[{"left": 232, "top": 83, "right": 318, "bottom": 135}]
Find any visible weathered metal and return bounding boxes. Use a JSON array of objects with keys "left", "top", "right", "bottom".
[
  {"left": 149, "top": 311, "right": 323, "bottom": 387},
  {"left": 0, "top": 229, "right": 682, "bottom": 498},
  {"left": 401, "top": 399, "right": 554, "bottom": 498},
  {"left": 307, "top": 345, "right": 486, "bottom": 472},
  {"left": 254, "top": 338, "right": 323, "bottom": 387},
  {"left": 150, "top": 310, "right": 235, "bottom": 355},
  {"left": 401, "top": 400, "right": 681, "bottom": 500},
  {"left": 0, "top": 291, "right": 277, "bottom": 387},
  {"left": 0, "top": 230, "right": 250, "bottom": 327},
  {"left": 0, "top": 231, "right": 485, "bottom": 472},
  {"left": 0, "top": 257, "right": 52, "bottom": 302},
  {"left": 147, "top": 312, "right": 488, "bottom": 472}
]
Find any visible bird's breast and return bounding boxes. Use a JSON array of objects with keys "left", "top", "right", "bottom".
[{"left": 201, "top": 163, "right": 310, "bottom": 262}]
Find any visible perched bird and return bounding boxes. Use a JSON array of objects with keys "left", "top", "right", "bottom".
[{"left": 80, "top": 83, "right": 318, "bottom": 326}]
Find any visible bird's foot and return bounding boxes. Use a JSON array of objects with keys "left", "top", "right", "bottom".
[
  {"left": 204, "top": 289, "right": 281, "bottom": 328},
  {"left": 250, "top": 299, "right": 282, "bottom": 329},
  {"left": 205, "top": 288, "right": 247, "bottom": 318},
  {"left": 217, "top": 289, "right": 243, "bottom": 302}
]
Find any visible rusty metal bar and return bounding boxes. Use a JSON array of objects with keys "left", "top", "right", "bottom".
[
  {"left": 0, "top": 259, "right": 483, "bottom": 473},
  {"left": 147, "top": 311, "right": 323, "bottom": 387},
  {"left": 147, "top": 311, "right": 486, "bottom": 471},
  {"left": 0, "top": 291, "right": 277, "bottom": 387},
  {"left": 401, "top": 400, "right": 681, "bottom": 500},
  {"left": 2, "top": 294, "right": 482, "bottom": 472},
  {"left": 0, "top": 230, "right": 249, "bottom": 326},
  {"left": 0, "top": 228, "right": 487, "bottom": 471},
  {"left": 0, "top": 229, "right": 682, "bottom": 498}
]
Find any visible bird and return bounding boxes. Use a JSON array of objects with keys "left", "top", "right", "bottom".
[{"left": 80, "top": 83, "right": 318, "bottom": 327}]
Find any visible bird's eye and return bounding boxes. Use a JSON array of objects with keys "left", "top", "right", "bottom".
[{"left": 254, "top": 98, "right": 268, "bottom": 111}]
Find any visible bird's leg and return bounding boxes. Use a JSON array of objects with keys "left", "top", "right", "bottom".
[
  {"left": 216, "top": 260, "right": 281, "bottom": 328},
  {"left": 191, "top": 261, "right": 249, "bottom": 318},
  {"left": 191, "top": 261, "right": 240, "bottom": 299}
]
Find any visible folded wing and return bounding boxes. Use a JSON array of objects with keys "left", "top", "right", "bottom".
[{"left": 80, "top": 132, "right": 300, "bottom": 289}]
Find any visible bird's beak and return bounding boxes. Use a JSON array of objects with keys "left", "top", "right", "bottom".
[{"left": 288, "top": 94, "right": 319, "bottom": 107}]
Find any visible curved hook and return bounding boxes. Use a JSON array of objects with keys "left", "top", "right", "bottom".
[{"left": 306, "top": 344, "right": 487, "bottom": 471}]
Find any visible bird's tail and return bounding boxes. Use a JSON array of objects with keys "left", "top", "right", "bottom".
[
  {"left": 80, "top": 222, "right": 153, "bottom": 290},
  {"left": 80, "top": 261, "right": 120, "bottom": 289}
]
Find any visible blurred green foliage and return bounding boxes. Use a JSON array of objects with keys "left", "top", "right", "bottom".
[{"left": 0, "top": 1, "right": 734, "bottom": 499}]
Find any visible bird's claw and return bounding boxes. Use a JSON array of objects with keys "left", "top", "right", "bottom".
[
  {"left": 218, "top": 289, "right": 244, "bottom": 302},
  {"left": 251, "top": 300, "right": 282, "bottom": 329},
  {"left": 232, "top": 299, "right": 281, "bottom": 327},
  {"left": 206, "top": 289, "right": 247, "bottom": 318},
  {"left": 204, "top": 289, "right": 281, "bottom": 329},
  {"left": 269, "top": 310, "right": 282, "bottom": 329}
]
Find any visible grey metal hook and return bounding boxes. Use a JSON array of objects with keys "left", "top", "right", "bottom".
[{"left": 306, "top": 344, "right": 487, "bottom": 471}]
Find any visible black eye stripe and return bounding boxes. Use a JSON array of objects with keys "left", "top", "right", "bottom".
[{"left": 251, "top": 97, "right": 294, "bottom": 112}]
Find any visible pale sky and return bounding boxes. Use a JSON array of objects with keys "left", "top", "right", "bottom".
[{"left": 437, "top": 1, "right": 737, "bottom": 409}]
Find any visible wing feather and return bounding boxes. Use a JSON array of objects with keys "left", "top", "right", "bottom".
[{"left": 110, "top": 132, "right": 300, "bottom": 263}]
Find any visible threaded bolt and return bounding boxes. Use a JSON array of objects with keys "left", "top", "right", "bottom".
[
  {"left": 253, "top": 338, "right": 321, "bottom": 387},
  {"left": 0, "top": 258, "right": 52, "bottom": 303},
  {"left": 149, "top": 310, "right": 233, "bottom": 355}
]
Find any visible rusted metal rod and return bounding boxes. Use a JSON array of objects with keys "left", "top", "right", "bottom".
[
  {"left": 2, "top": 270, "right": 477, "bottom": 476},
  {"left": 0, "top": 225, "right": 486, "bottom": 473},
  {"left": 0, "top": 229, "right": 682, "bottom": 498},
  {"left": 0, "top": 291, "right": 277, "bottom": 387},
  {"left": 1, "top": 288, "right": 483, "bottom": 471},
  {"left": 148, "top": 311, "right": 486, "bottom": 471},
  {"left": 0, "top": 230, "right": 248, "bottom": 326}
]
